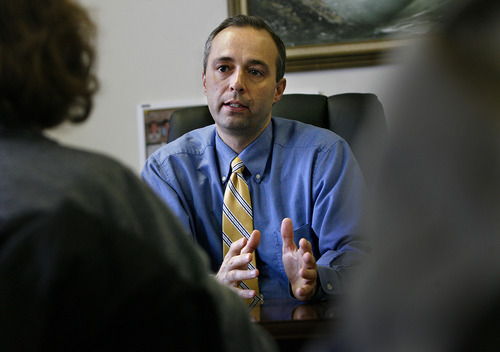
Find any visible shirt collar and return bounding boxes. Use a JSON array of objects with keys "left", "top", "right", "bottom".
[{"left": 216, "top": 120, "right": 273, "bottom": 184}]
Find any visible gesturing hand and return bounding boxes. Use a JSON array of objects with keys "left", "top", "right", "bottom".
[
  {"left": 281, "top": 218, "right": 318, "bottom": 301},
  {"left": 215, "top": 230, "right": 261, "bottom": 300}
]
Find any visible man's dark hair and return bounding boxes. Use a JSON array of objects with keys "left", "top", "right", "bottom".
[
  {"left": 0, "top": 0, "right": 98, "bottom": 129},
  {"left": 203, "top": 15, "right": 286, "bottom": 82}
]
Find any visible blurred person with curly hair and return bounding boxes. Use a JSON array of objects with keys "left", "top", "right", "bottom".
[{"left": 0, "top": 1, "right": 277, "bottom": 351}]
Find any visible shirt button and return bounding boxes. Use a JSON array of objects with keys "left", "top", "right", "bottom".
[
  {"left": 327, "top": 283, "right": 333, "bottom": 291},
  {"left": 255, "top": 174, "right": 261, "bottom": 180},
  {"left": 221, "top": 176, "right": 226, "bottom": 182}
]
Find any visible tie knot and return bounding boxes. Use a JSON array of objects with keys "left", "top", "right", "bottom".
[{"left": 231, "top": 156, "right": 245, "bottom": 174}]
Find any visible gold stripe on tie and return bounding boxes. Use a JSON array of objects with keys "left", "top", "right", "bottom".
[{"left": 222, "top": 156, "right": 262, "bottom": 316}]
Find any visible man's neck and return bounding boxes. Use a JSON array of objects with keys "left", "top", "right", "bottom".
[
  {"left": 215, "top": 122, "right": 270, "bottom": 154},
  {"left": 218, "top": 134, "right": 252, "bottom": 154}
]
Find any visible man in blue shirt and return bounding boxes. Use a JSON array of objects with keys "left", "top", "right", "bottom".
[{"left": 142, "top": 15, "right": 366, "bottom": 303}]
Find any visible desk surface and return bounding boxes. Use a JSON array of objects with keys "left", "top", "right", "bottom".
[{"left": 257, "top": 299, "right": 338, "bottom": 352}]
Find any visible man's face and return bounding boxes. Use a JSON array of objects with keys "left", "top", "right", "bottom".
[{"left": 203, "top": 26, "right": 286, "bottom": 145}]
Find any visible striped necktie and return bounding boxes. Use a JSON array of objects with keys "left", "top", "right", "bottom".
[{"left": 222, "top": 156, "right": 262, "bottom": 311}]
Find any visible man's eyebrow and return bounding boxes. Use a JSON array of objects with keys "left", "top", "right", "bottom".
[
  {"left": 211, "top": 57, "right": 271, "bottom": 72},
  {"left": 211, "top": 56, "right": 233, "bottom": 64},
  {"left": 248, "top": 59, "right": 269, "bottom": 68}
]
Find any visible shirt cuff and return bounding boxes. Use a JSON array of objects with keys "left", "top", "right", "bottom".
[{"left": 315, "top": 264, "right": 336, "bottom": 298}]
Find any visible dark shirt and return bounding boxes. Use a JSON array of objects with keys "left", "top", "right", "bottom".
[{"left": 0, "top": 128, "right": 276, "bottom": 351}]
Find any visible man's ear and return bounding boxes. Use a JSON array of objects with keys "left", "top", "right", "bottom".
[
  {"left": 273, "top": 78, "right": 287, "bottom": 103},
  {"left": 202, "top": 71, "right": 207, "bottom": 96}
]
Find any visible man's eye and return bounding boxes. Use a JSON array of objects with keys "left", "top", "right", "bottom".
[
  {"left": 249, "top": 69, "right": 262, "bottom": 76},
  {"left": 217, "top": 66, "right": 229, "bottom": 73}
]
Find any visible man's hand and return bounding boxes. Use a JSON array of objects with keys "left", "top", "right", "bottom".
[
  {"left": 215, "top": 230, "right": 260, "bottom": 299},
  {"left": 281, "top": 218, "right": 318, "bottom": 301}
]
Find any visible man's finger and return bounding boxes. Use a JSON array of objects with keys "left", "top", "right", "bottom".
[
  {"left": 300, "top": 266, "right": 317, "bottom": 282},
  {"left": 226, "top": 237, "right": 247, "bottom": 258},
  {"left": 226, "top": 253, "right": 253, "bottom": 270},
  {"left": 236, "top": 288, "right": 256, "bottom": 299},
  {"left": 281, "top": 217, "right": 296, "bottom": 250},
  {"left": 302, "top": 251, "right": 317, "bottom": 270},
  {"left": 227, "top": 268, "right": 259, "bottom": 283},
  {"left": 241, "top": 230, "right": 261, "bottom": 254}
]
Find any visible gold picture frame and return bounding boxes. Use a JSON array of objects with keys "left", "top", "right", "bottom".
[{"left": 228, "top": 0, "right": 449, "bottom": 72}]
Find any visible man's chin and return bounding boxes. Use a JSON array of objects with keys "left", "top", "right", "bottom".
[{"left": 216, "top": 115, "right": 251, "bottom": 131}]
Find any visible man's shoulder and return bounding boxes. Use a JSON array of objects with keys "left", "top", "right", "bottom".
[
  {"left": 271, "top": 116, "right": 343, "bottom": 149},
  {"left": 149, "top": 125, "right": 216, "bottom": 163}
]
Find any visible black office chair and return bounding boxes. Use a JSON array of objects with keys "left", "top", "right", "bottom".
[{"left": 167, "top": 93, "right": 387, "bottom": 185}]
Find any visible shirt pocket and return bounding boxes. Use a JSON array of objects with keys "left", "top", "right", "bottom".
[
  {"left": 290, "top": 222, "right": 320, "bottom": 260},
  {"left": 292, "top": 222, "right": 315, "bottom": 244}
]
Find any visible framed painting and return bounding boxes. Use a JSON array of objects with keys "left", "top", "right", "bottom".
[{"left": 228, "top": 0, "right": 453, "bottom": 71}]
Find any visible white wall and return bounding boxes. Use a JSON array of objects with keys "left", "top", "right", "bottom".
[{"left": 47, "top": 0, "right": 400, "bottom": 174}]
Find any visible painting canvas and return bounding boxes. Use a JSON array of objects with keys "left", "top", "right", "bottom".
[{"left": 229, "top": 0, "right": 454, "bottom": 71}]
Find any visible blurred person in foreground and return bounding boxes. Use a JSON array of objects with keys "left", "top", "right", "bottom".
[
  {"left": 308, "top": 0, "right": 500, "bottom": 350},
  {"left": 0, "top": 1, "right": 276, "bottom": 351}
]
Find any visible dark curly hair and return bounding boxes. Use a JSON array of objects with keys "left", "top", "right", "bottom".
[{"left": 0, "top": 0, "right": 98, "bottom": 129}]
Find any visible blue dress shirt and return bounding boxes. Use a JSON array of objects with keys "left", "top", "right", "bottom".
[{"left": 142, "top": 116, "right": 366, "bottom": 301}]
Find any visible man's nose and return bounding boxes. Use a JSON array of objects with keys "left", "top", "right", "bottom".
[{"left": 230, "top": 68, "right": 246, "bottom": 93}]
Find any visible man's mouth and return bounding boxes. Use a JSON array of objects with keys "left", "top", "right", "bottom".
[
  {"left": 224, "top": 100, "right": 248, "bottom": 108},
  {"left": 223, "top": 101, "right": 249, "bottom": 112},
  {"left": 225, "top": 103, "right": 245, "bottom": 108}
]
